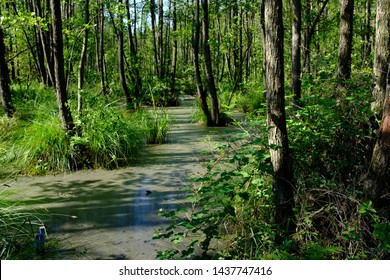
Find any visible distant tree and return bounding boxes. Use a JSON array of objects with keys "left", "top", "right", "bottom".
[
  {"left": 362, "top": 0, "right": 373, "bottom": 67},
  {"left": 77, "top": 0, "right": 90, "bottom": 116},
  {"left": 95, "top": 0, "right": 107, "bottom": 94},
  {"left": 201, "top": 0, "right": 220, "bottom": 126},
  {"left": 193, "top": 0, "right": 212, "bottom": 125},
  {"left": 263, "top": 0, "right": 295, "bottom": 235},
  {"left": 337, "top": 0, "right": 354, "bottom": 83},
  {"left": 292, "top": 0, "right": 302, "bottom": 101},
  {"left": 302, "top": 0, "right": 330, "bottom": 76},
  {"left": 50, "top": 0, "right": 74, "bottom": 133},
  {"left": 34, "top": 0, "right": 55, "bottom": 86},
  {"left": 170, "top": 0, "right": 178, "bottom": 97},
  {"left": 126, "top": 0, "right": 142, "bottom": 99},
  {"left": 110, "top": 0, "right": 133, "bottom": 105},
  {"left": 0, "top": 18, "right": 15, "bottom": 118}
]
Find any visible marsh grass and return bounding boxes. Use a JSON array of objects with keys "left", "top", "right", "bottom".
[
  {"left": 0, "top": 84, "right": 173, "bottom": 178},
  {"left": 0, "top": 185, "right": 46, "bottom": 259}
]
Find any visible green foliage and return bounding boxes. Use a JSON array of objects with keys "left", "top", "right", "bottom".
[
  {"left": 72, "top": 94, "right": 146, "bottom": 169},
  {"left": 154, "top": 120, "right": 280, "bottom": 259},
  {"left": 144, "top": 78, "right": 180, "bottom": 107},
  {"left": 220, "top": 81, "right": 266, "bottom": 113},
  {"left": 141, "top": 108, "right": 173, "bottom": 144},
  {"left": 155, "top": 69, "right": 389, "bottom": 260},
  {"left": 0, "top": 84, "right": 172, "bottom": 178}
]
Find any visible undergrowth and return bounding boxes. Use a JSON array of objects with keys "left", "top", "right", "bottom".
[{"left": 153, "top": 72, "right": 390, "bottom": 260}]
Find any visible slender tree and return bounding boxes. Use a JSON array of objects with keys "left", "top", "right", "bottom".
[
  {"left": 150, "top": 0, "right": 159, "bottom": 77},
  {"left": 202, "top": 0, "right": 219, "bottom": 126},
  {"left": 77, "top": 0, "right": 90, "bottom": 116},
  {"left": 34, "top": 0, "right": 55, "bottom": 86},
  {"left": 362, "top": 0, "right": 372, "bottom": 66},
  {"left": 0, "top": 20, "right": 15, "bottom": 118},
  {"left": 50, "top": 0, "right": 74, "bottom": 133},
  {"left": 292, "top": 0, "right": 302, "bottom": 101},
  {"left": 263, "top": 0, "right": 295, "bottom": 235},
  {"left": 170, "top": 0, "right": 178, "bottom": 98},
  {"left": 302, "top": 0, "right": 330, "bottom": 76},
  {"left": 111, "top": 0, "right": 133, "bottom": 105},
  {"left": 193, "top": 0, "right": 212, "bottom": 125},
  {"left": 126, "top": 0, "right": 142, "bottom": 99},
  {"left": 337, "top": 0, "right": 354, "bottom": 83},
  {"left": 95, "top": 0, "right": 107, "bottom": 94}
]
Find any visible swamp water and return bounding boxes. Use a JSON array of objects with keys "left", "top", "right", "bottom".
[{"left": 2, "top": 96, "right": 242, "bottom": 259}]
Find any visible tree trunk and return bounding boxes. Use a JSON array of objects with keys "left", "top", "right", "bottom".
[
  {"left": 0, "top": 24, "right": 15, "bottom": 118},
  {"left": 50, "top": 0, "right": 74, "bottom": 133},
  {"left": 371, "top": 0, "right": 390, "bottom": 117},
  {"left": 95, "top": 0, "right": 107, "bottom": 95},
  {"left": 170, "top": 0, "right": 178, "bottom": 99},
  {"left": 158, "top": 0, "right": 164, "bottom": 79},
  {"left": 126, "top": 0, "right": 142, "bottom": 99},
  {"left": 292, "top": 0, "right": 302, "bottom": 101},
  {"left": 116, "top": 0, "right": 133, "bottom": 105},
  {"left": 364, "top": 64, "right": 390, "bottom": 215},
  {"left": 337, "top": 0, "right": 354, "bottom": 83},
  {"left": 77, "top": 0, "right": 89, "bottom": 116},
  {"left": 364, "top": 1, "right": 390, "bottom": 215},
  {"left": 302, "top": 0, "right": 330, "bottom": 76},
  {"left": 34, "top": 0, "right": 55, "bottom": 86},
  {"left": 202, "top": 0, "right": 219, "bottom": 126},
  {"left": 263, "top": 0, "right": 295, "bottom": 235},
  {"left": 362, "top": 0, "right": 372, "bottom": 67},
  {"left": 193, "top": 0, "right": 212, "bottom": 125},
  {"left": 150, "top": 0, "right": 159, "bottom": 77}
]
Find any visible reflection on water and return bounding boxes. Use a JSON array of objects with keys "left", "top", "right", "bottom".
[{"left": 2, "top": 96, "right": 242, "bottom": 259}]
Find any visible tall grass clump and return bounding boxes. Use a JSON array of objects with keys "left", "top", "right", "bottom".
[
  {"left": 75, "top": 95, "right": 147, "bottom": 168},
  {"left": 0, "top": 185, "right": 45, "bottom": 259},
  {"left": 0, "top": 84, "right": 173, "bottom": 178},
  {"left": 141, "top": 108, "right": 172, "bottom": 144}
]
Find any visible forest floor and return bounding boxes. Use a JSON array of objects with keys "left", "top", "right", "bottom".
[{"left": 2, "top": 95, "right": 243, "bottom": 259}]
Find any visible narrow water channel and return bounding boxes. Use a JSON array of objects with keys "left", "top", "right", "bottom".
[{"left": 3, "top": 96, "right": 242, "bottom": 260}]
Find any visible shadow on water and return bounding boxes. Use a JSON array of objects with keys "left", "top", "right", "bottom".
[{"left": 2, "top": 96, "right": 243, "bottom": 260}]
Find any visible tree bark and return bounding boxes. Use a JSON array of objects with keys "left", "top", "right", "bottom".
[
  {"left": 150, "top": 0, "right": 159, "bottom": 77},
  {"left": 362, "top": 0, "right": 372, "bottom": 67},
  {"left": 263, "top": 0, "right": 295, "bottom": 235},
  {"left": 371, "top": 0, "right": 390, "bottom": 117},
  {"left": 116, "top": 0, "right": 133, "bottom": 105},
  {"left": 158, "top": 0, "right": 164, "bottom": 79},
  {"left": 364, "top": 1, "right": 390, "bottom": 215},
  {"left": 95, "top": 0, "right": 107, "bottom": 95},
  {"left": 0, "top": 24, "right": 15, "bottom": 118},
  {"left": 170, "top": 0, "right": 178, "bottom": 99},
  {"left": 337, "top": 0, "right": 354, "bottom": 83},
  {"left": 292, "top": 0, "right": 302, "bottom": 101},
  {"left": 126, "top": 0, "right": 142, "bottom": 99},
  {"left": 77, "top": 0, "right": 90, "bottom": 116},
  {"left": 364, "top": 64, "right": 390, "bottom": 215},
  {"left": 50, "top": 0, "right": 74, "bottom": 133},
  {"left": 34, "top": 0, "right": 55, "bottom": 86},
  {"left": 202, "top": 0, "right": 219, "bottom": 126},
  {"left": 193, "top": 0, "right": 211, "bottom": 125}
]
